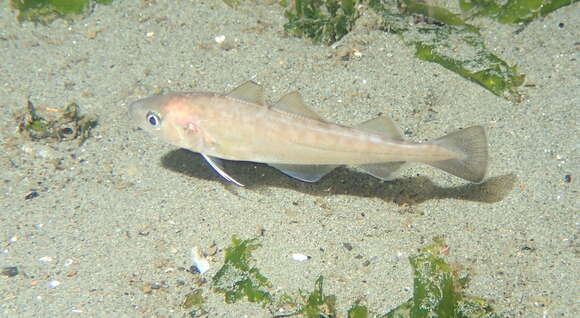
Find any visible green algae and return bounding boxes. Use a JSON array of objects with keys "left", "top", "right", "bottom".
[
  {"left": 283, "top": 0, "right": 360, "bottom": 45},
  {"left": 385, "top": 237, "right": 501, "bottom": 318},
  {"left": 278, "top": 0, "right": 574, "bottom": 100},
  {"left": 368, "top": 0, "right": 525, "bottom": 101},
  {"left": 348, "top": 300, "right": 369, "bottom": 318},
  {"left": 459, "top": 0, "right": 578, "bottom": 24},
  {"left": 10, "top": 0, "right": 114, "bottom": 24},
  {"left": 200, "top": 236, "right": 502, "bottom": 317},
  {"left": 301, "top": 276, "right": 337, "bottom": 317},
  {"left": 211, "top": 237, "right": 272, "bottom": 305}
]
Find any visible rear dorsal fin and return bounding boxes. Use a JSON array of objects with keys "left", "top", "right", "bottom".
[
  {"left": 355, "top": 116, "right": 403, "bottom": 140},
  {"left": 227, "top": 81, "right": 266, "bottom": 105},
  {"left": 272, "top": 92, "right": 323, "bottom": 120}
]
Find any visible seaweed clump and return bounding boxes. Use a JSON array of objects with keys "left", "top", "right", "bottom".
[
  {"left": 194, "top": 236, "right": 503, "bottom": 317},
  {"left": 368, "top": 0, "right": 526, "bottom": 101},
  {"left": 16, "top": 100, "right": 97, "bottom": 144},
  {"left": 10, "top": 0, "right": 114, "bottom": 24},
  {"left": 278, "top": 0, "right": 575, "bottom": 101},
  {"left": 300, "top": 276, "right": 337, "bottom": 317},
  {"left": 385, "top": 237, "right": 502, "bottom": 317},
  {"left": 284, "top": 0, "right": 361, "bottom": 45},
  {"left": 459, "top": 0, "right": 578, "bottom": 24},
  {"left": 211, "top": 237, "right": 272, "bottom": 305}
]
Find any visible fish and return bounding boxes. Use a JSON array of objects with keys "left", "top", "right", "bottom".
[{"left": 128, "top": 81, "right": 488, "bottom": 186}]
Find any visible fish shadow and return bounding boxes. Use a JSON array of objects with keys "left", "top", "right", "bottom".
[{"left": 161, "top": 149, "right": 516, "bottom": 206}]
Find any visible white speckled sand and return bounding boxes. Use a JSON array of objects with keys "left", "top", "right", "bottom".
[{"left": 0, "top": 1, "right": 577, "bottom": 317}]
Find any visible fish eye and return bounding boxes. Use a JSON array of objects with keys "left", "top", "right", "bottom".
[{"left": 146, "top": 112, "right": 161, "bottom": 130}]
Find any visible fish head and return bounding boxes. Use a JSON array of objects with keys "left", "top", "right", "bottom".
[{"left": 128, "top": 93, "right": 207, "bottom": 151}]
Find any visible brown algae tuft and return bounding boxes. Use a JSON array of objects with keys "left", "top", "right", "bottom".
[{"left": 17, "top": 100, "right": 97, "bottom": 144}]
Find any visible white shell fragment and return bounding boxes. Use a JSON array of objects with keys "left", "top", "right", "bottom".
[
  {"left": 38, "top": 256, "right": 53, "bottom": 263},
  {"left": 191, "top": 246, "right": 210, "bottom": 274},
  {"left": 291, "top": 253, "right": 310, "bottom": 262},
  {"left": 214, "top": 35, "right": 226, "bottom": 44},
  {"left": 48, "top": 280, "right": 61, "bottom": 288}
]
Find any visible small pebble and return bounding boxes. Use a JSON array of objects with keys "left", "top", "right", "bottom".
[
  {"left": 25, "top": 191, "right": 39, "bottom": 200},
  {"left": 1, "top": 266, "right": 19, "bottom": 277},
  {"left": 564, "top": 174, "right": 571, "bottom": 183}
]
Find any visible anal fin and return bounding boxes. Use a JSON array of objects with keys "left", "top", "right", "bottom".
[
  {"left": 269, "top": 163, "right": 337, "bottom": 183},
  {"left": 357, "top": 162, "right": 405, "bottom": 181}
]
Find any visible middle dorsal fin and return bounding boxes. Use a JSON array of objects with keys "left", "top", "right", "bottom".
[
  {"left": 272, "top": 91, "right": 322, "bottom": 120},
  {"left": 227, "top": 81, "right": 266, "bottom": 105},
  {"left": 354, "top": 116, "right": 403, "bottom": 140}
]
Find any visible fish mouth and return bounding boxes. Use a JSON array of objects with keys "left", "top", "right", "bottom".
[
  {"left": 128, "top": 100, "right": 149, "bottom": 131},
  {"left": 128, "top": 100, "right": 140, "bottom": 121}
]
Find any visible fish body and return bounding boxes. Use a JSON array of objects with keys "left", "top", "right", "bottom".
[{"left": 129, "top": 81, "right": 488, "bottom": 185}]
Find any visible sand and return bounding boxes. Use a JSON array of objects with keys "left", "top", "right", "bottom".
[{"left": 0, "top": 1, "right": 577, "bottom": 317}]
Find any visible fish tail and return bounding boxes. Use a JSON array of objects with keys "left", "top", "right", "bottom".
[{"left": 428, "top": 126, "right": 488, "bottom": 182}]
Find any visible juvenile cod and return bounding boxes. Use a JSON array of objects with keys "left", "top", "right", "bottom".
[{"left": 129, "top": 81, "right": 488, "bottom": 186}]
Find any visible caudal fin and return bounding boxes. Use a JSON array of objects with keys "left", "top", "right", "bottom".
[{"left": 429, "top": 126, "right": 488, "bottom": 182}]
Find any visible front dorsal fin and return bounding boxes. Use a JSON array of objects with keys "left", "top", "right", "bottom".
[
  {"left": 355, "top": 116, "right": 403, "bottom": 140},
  {"left": 227, "top": 81, "right": 266, "bottom": 105},
  {"left": 272, "top": 92, "right": 322, "bottom": 120}
]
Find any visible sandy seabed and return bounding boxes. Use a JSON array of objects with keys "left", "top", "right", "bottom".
[{"left": 0, "top": 1, "right": 578, "bottom": 317}]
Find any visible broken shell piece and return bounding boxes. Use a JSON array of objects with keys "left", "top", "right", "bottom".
[
  {"left": 48, "top": 280, "right": 61, "bottom": 288},
  {"left": 291, "top": 253, "right": 310, "bottom": 262},
  {"left": 191, "top": 246, "right": 210, "bottom": 274},
  {"left": 214, "top": 35, "right": 226, "bottom": 44},
  {"left": 38, "top": 256, "right": 53, "bottom": 263}
]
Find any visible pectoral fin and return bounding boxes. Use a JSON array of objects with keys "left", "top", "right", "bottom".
[
  {"left": 202, "top": 154, "right": 244, "bottom": 187},
  {"left": 269, "top": 163, "right": 337, "bottom": 183}
]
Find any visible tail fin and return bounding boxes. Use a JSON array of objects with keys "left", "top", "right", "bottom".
[{"left": 429, "top": 126, "right": 488, "bottom": 182}]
